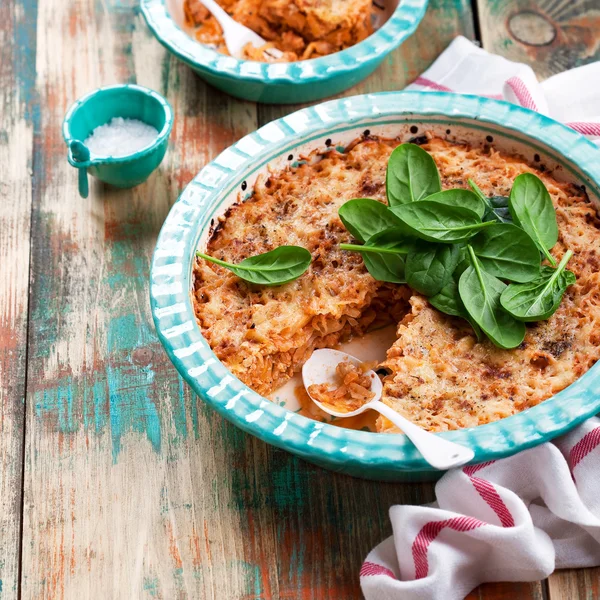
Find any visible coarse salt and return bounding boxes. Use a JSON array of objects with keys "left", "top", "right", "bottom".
[{"left": 84, "top": 117, "right": 159, "bottom": 158}]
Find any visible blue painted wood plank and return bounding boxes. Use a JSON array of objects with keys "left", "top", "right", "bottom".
[{"left": 0, "top": 0, "right": 38, "bottom": 597}]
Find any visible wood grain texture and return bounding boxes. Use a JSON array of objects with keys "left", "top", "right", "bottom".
[
  {"left": 9, "top": 0, "right": 600, "bottom": 598},
  {"left": 548, "top": 567, "right": 600, "bottom": 599},
  {"left": 476, "top": 0, "right": 600, "bottom": 79},
  {"left": 0, "top": 0, "right": 36, "bottom": 597},
  {"left": 466, "top": 581, "right": 547, "bottom": 600},
  {"left": 20, "top": 0, "right": 259, "bottom": 597}
]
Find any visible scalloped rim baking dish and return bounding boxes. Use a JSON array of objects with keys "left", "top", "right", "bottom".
[
  {"left": 140, "top": 0, "right": 429, "bottom": 103},
  {"left": 150, "top": 92, "right": 600, "bottom": 481}
]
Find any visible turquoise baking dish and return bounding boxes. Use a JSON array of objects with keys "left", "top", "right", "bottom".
[
  {"left": 150, "top": 91, "right": 600, "bottom": 481},
  {"left": 140, "top": 0, "right": 428, "bottom": 103}
]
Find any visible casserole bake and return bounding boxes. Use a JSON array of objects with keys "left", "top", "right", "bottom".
[
  {"left": 192, "top": 134, "right": 600, "bottom": 433},
  {"left": 151, "top": 92, "right": 600, "bottom": 480}
]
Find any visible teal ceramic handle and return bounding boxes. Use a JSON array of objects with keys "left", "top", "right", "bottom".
[
  {"left": 77, "top": 165, "right": 89, "bottom": 198},
  {"left": 69, "top": 140, "right": 90, "bottom": 198}
]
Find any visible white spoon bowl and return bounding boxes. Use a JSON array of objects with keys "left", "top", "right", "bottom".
[{"left": 302, "top": 349, "right": 475, "bottom": 471}]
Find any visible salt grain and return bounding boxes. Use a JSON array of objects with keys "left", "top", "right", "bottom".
[{"left": 84, "top": 117, "right": 159, "bottom": 158}]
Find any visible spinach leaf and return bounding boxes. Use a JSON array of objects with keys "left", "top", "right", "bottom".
[
  {"left": 469, "top": 223, "right": 541, "bottom": 283},
  {"left": 405, "top": 242, "right": 461, "bottom": 296},
  {"left": 196, "top": 246, "right": 311, "bottom": 286},
  {"left": 362, "top": 229, "right": 409, "bottom": 283},
  {"left": 338, "top": 198, "right": 402, "bottom": 243},
  {"left": 509, "top": 173, "right": 559, "bottom": 265},
  {"left": 339, "top": 228, "right": 413, "bottom": 256},
  {"left": 453, "top": 245, "right": 470, "bottom": 278},
  {"left": 386, "top": 143, "right": 441, "bottom": 206},
  {"left": 340, "top": 229, "right": 411, "bottom": 283},
  {"left": 390, "top": 201, "right": 494, "bottom": 243},
  {"left": 429, "top": 277, "right": 483, "bottom": 340},
  {"left": 363, "top": 253, "right": 406, "bottom": 284},
  {"left": 426, "top": 188, "right": 486, "bottom": 219},
  {"left": 485, "top": 196, "right": 512, "bottom": 224},
  {"left": 468, "top": 179, "right": 513, "bottom": 224},
  {"left": 500, "top": 250, "right": 575, "bottom": 321},
  {"left": 458, "top": 246, "right": 526, "bottom": 349},
  {"left": 468, "top": 179, "right": 487, "bottom": 202},
  {"left": 430, "top": 278, "right": 464, "bottom": 317}
]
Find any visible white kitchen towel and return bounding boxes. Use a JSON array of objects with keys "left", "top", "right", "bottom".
[
  {"left": 361, "top": 36, "right": 600, "bottom": 600},
  {"left": 408, "top": 35, "right": 600, "bottom": 141},
  {"left": 361, "top": 418, "right": 600, "bottom": 600}
]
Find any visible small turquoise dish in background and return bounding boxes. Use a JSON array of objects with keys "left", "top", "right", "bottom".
[
  {"left": 62, "top": 84, "right": 173, "bottom": 197},
  {"left": 140, "top": 0, "right": 428, "bottom": 104},
  {"left": 150, "top": 91, "right": 600, "bottom": 481}
]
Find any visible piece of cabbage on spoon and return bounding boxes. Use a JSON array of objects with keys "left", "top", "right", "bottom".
[{"left": 302, "top": 349, "right": 475, "bottom": 470}]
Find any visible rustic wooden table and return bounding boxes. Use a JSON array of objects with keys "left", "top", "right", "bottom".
[{"left": 2, "top": 0, "right": 600, "bottom": 598}]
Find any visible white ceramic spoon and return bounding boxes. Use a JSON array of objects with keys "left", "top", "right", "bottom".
[
  {"left": 199, "top": 0, "right": 282, "bottom": 60},
  {"left": 302, "top": 349, "right": 475, "bottom": 470}
]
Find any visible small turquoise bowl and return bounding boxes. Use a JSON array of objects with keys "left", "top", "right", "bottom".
[
  {"left": 151, "top": 92, "right": 600, "bottom": 481},
  {"left": 63, "top": 84, "right": 173, "bottom": 197},
  {"left": 140, "top": 0, "right": 428, "bottom": 104}
]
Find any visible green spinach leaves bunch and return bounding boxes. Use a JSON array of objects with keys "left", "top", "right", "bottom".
[{"left": 338, "top": 143, "right": 576, "bottom": 349}]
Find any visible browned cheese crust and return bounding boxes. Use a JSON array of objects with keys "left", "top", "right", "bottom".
[{"left": 192, "top": 135, "right": 600, "bottom": 430}]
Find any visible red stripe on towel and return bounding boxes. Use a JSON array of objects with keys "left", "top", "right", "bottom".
[
  {"left": 462, "top": 461, "right": 514, "bottom": 527},
  {"left": 463, "top": 461, "right": 496, "bottom": 476},
  {"left": 409, "top": 460, "right": 515, "bottom": 578},
  {"left": 569, "top": 427, "right": 600, "bottom": 473},
  {"left": 567, "top": 122, "right": 600, "bottom": 136},
  {"left": 413, "top": 76, "right": 453, "bottom": 92},
  {"left": 413, "top": 77, "right": 503, "bottom": 100},
  {"left": 412, "top": 516, "right": 485, "bottom": 579},
  {"left": 505, "top": 76, "right": 538, "bottom": 110},
  {"left": 360, "top": 561, "right": 397, "bottom": 579},
  {"left": 469, "top": 477, "right": 515, "bottom": 527}
]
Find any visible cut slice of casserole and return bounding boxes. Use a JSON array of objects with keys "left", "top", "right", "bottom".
[{"left": 192, "top": 138, "right": 411, "bottom": 397}]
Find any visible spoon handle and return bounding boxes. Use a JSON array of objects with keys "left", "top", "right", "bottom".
[{"left": 371, "top": 401, "right": 475, "bottom": 470}]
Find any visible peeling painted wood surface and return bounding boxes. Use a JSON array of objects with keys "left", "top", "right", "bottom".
[
  {"left": 0, "top": 0, "right": 35, "bottom": 597},
  {"left": 1, "top": 0, "right": 599, "bottom": 598}
]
